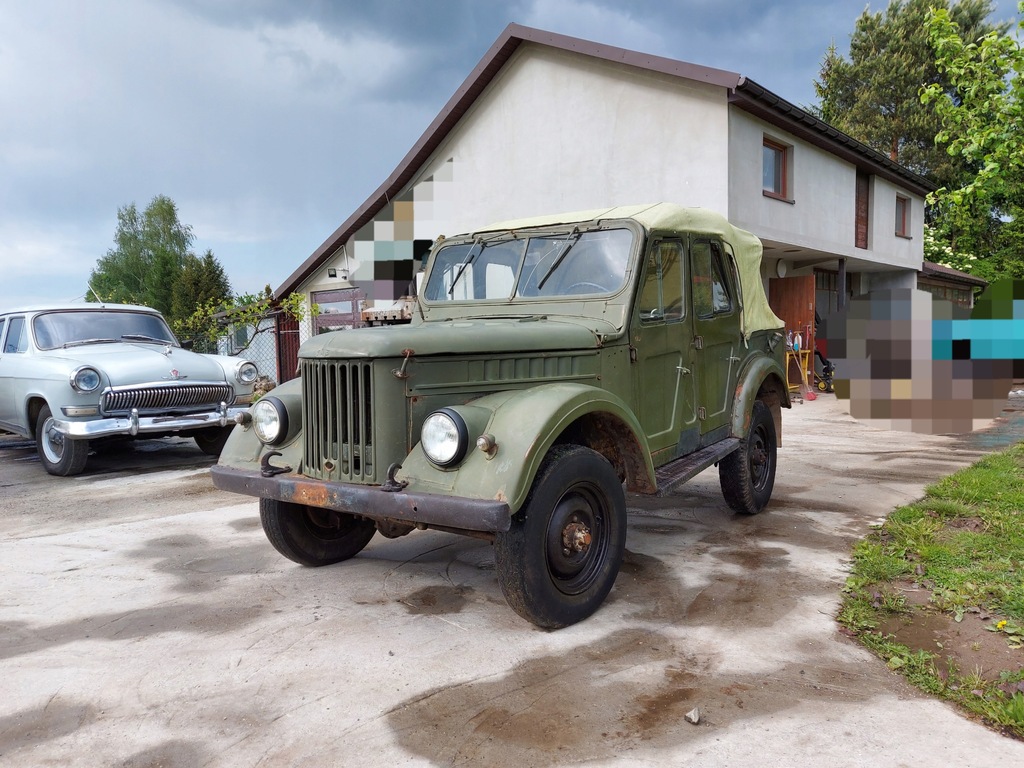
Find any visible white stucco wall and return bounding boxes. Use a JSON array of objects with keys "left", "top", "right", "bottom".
[
  {"left": 410, "top": 43, "right": 732, "bottom": 238},
  {"left": 728, "top": 109, "right": 924, "bottom": 270}
]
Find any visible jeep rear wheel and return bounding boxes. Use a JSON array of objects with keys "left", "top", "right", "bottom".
[
  {"left": 259, "top": 498, "right": 377, "bottom": 566},
  {"left": 494, "top": 444, "right": 626, "bottom": 629},
  {"left": 719, "top": 400, "right": 777, "bottom": 515},
  {"left": 35, "top": 405, "right": 90, "bottom": 476}
]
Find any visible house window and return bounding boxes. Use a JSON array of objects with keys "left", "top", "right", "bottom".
[
  {"left": 312, "top": 287, "right": 366, "bottom": 333},
  {"left": 855, "top": 171, "right": 870, "bottom": 249},
  {"left": 762, "top": 138, "right": 790, "bottom": 200},
  {"left": 895, "top": 196, "right": 910, "bottom": 238}
]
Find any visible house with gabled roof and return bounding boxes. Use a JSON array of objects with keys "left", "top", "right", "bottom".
[{"left": 269, "top": 23, "right": 942, "bottom": 381}]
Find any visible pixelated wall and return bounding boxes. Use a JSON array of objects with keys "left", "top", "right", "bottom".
[
  {"left": 818, "top": 280, "right": 1024, "bottom": 434},
  {"left": 350, "top": 158, "right": 455, "bottom": 301}
]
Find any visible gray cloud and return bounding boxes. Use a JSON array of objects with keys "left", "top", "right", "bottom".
[{"left": 0, "top": 0, "right": 1017, "bottom": 308}]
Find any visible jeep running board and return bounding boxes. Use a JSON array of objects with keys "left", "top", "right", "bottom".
[{"left": 653, "top": 437, "right": 741, "bottom": 497}]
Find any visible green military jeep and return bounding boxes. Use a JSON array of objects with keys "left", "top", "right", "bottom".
[{"left": 212, "top": 203, "right": 790, "bottom": 628}]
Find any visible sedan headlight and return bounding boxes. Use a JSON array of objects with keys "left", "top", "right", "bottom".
[
  {"left": 70, "top": 366, "right": 101, "bottom": 393},
  {"left": 421, "top": 408, "right": 468, "bottom": 468},
  {"left": 236, "top": 361, "right": 259, "bottom": 385},
  {"left": 252, "top": 396, "right": 288, "bottom": 445}
]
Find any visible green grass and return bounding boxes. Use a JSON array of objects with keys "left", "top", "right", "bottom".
[{"left": 838, "top": 443, "right": 1024, "bottom": 738}]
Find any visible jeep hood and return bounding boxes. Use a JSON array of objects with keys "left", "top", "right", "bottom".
[{"left": 300, "top": 318, "right": 614, "bottom": 359}]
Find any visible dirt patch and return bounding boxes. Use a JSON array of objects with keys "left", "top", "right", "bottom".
[{"left": 874, "top": 582, "right": 1024, "bottom": 683}]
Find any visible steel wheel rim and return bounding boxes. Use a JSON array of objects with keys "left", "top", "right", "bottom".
[
  {"left": 545, "top": 483, "right": 608, "bottom": 595},
  {"left": 41, "top": 417, "right": 65, "bottom": 464},
  {"left": 304, "top": 507, "right": 359, "bottom": 541},
  {"left": 749, "top": 424, "right": 772, "bottom": 491}
]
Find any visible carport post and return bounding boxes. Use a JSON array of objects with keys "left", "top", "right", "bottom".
[{"left": 837, "top": 258, "right": 847, "bottom": 311}]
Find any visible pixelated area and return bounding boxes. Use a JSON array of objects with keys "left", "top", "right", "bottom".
[
  {"left": 351, "top": 158, "right": 455, "bottom": 301},
  {"left": 818, "top": 282, "right": 1023, "bottom": 435}
]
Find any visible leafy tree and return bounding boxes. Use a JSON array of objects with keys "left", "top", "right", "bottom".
[
  {"left": 173, "top": 286, "right": 317, "bottom": 357},
  {"left": 922, "top": 1, "right": 1024, "bottom": 280},
  {"left": 814, "top": 0, "right": 1005, "bottom": 188},
  {"left": 89, "top": 195, "right": 195, "bottom": 315}
]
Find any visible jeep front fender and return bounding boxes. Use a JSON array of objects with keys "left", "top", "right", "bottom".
[{"left": 398, "top": 382, "right": 654, "bottom": 514}]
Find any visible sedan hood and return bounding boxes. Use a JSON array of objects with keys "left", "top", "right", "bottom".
[{"left": 45, "top": 343, "right": 227, "bottom": 385}]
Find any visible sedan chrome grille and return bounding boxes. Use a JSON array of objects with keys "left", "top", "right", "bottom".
[
  {"left": 302, "top": 359, "right": 376, "bottom": 483},
  {"left": 101, "top": 383, "right": 234, "bottom": 415}
]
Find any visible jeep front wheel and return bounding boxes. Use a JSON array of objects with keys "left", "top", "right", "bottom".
[
  {"left": 259, "top": 498, "right": 377, "bottom": 566},
  {"left": 719, "top": 400, "right": 777, "bottom": 515},
  {"left": 494, "top": 444, "right": 626, "bottom": 629}
]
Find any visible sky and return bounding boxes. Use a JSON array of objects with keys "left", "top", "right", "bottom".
[{"left": 1, "top": 0, "right": 1020, "bottom": 311}]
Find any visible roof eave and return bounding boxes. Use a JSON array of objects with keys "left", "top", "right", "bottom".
[{"left": 730, "top": 78, "right": 936, "bottom": 198}]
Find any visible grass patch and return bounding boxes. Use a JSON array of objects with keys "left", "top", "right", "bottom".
[{"left": 839, "top": 443, "right": 1024, "bottom": 738}]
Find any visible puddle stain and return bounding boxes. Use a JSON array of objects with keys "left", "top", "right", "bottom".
[
  {"left": 115, "top": 739, "right": 204, "bottom": 768},
  {"left": 401, "top": 585, "right": 470, "bottom": 616},
  {"left": 228, "top": 517, "right": 261, "bottom": 532},
  {"left": 385, "top": 629, "right": 878, "bottom": 765}
]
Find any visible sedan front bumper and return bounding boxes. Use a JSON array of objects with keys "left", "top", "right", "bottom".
[{"left": 53, "top": 403, "right": 247, "bottom": 439}]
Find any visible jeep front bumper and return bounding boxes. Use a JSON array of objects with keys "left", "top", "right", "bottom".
[{"left": 210, "top": 465, "right": 512, "bottom": 534}]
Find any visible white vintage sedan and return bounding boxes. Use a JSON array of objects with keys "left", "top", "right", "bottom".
[{"left": 0, "top": 303, "right": 258, "bottom": 476}]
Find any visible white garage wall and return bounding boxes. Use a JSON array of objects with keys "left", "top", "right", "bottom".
[{"left": 410, "top": 43, "right": 732, "bottom": 239}]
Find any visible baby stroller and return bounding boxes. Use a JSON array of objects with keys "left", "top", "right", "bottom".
[
  {"left": 814, "top": 348, "right": 835, "bottom": 393},
  {"left": 813, "top": 311, "right": 835, "bottom": 393}
]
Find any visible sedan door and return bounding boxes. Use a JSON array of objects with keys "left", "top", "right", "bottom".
[{"left": 0, "top": 316, "right": 28, "bottom": 432}]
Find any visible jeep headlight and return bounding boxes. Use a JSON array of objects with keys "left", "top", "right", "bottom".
[
  {"left": 252, "top": 397, "right": 288, "bottom": 445},
  {"left": 236, "top": 361, "right": 258, "bottom": 385},
  {"left": 421, "top": 408, "right": 469, "bottom": 468},
  {"left": 70, "top": 366, "right": 101, "bottom": 393}
]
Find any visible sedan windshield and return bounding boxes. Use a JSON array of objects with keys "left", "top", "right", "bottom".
[
  {"left": 423, "top": 228, "right": 634, "bottom": 302},
  {"left": 33, "top": 310, "right": 178, "bottom": 350}
]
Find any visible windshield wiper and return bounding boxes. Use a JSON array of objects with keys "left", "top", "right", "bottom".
[
  {"left": 536, "top": 228, "right": 580, "bottom": 291},
  {"left": 448, "top": 237, "right": 483, "bottom": 297},
  {"left": 121, "top": 334, "right": 170, "bottom": 344},
  {"left": 62, "top": 338, "right": 118, "bottom": 348}
]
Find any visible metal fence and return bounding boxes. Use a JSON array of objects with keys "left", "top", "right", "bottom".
[{"left": 178, "top": 318, "right": 280, "bottom": 384}]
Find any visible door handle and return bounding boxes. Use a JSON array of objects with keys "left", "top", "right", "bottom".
[{"left": 676, "top": 366, "right": 691, "bottom": 375}]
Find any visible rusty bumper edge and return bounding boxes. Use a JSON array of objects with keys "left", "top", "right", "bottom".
[{"left": 210, "top": 465, "right": 512, "bottom": 533}]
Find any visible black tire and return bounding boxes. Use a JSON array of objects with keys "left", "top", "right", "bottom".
[
  {"left": 194, "top": 426, "right": 233, "bottom": 456},
  {"left": 35, "top": 404, "right": 89, "bottom": 476},
  {"left": 494, "top": 444, "right": 626, "bottom": 629},
  {"left": 719, "top": 400, "right": 777, "bottom": 515},
  {"left": 259, "top": 498, "right": 377, "bottom": 566}
]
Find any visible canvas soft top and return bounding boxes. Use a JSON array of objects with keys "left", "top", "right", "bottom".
[{"left": 475, "top": 202, "right": 784, "bottom": 340}]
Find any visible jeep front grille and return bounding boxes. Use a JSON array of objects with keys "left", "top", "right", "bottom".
[
  {"left": 302, "top": 360, "right": 376, "bottom": 483},
  {"left": 102, "top": 383, "right": 234, "bottom": 415}
]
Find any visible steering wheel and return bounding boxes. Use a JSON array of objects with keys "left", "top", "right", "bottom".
[{"left": 564, "top": 281, "right": 606, "bottom": 295}]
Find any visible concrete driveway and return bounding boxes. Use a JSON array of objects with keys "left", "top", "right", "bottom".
[{"left": 1, "top": 396, "right": 1023, "bottom": 767}]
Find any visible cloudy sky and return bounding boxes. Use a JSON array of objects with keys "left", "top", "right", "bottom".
[{"left": 1, "top": 0, "right": 1019, "bottom": 310}]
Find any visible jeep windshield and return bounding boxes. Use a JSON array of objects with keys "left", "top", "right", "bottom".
[
  {"left": 33, "top": 310, "right": 178, "bottom": 351},
  {"left": 423, "top": 228, "right": 634, "bottom": 303}
]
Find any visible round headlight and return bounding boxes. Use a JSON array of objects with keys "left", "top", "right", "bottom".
[
  {"left": 421, "top": 408, "right": 468, "bottom": 468},
  {"left": 252, "top": 397, "right": 287, "bottom": 445},
  {"left": 236, "top": 361, "right": 258, "bottom": 385},
  {"left": 70, "top": 366, "right": 101, "bottom": 393}
]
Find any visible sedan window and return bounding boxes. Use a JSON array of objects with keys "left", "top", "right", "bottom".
[
  {"left": 33, "top": 311, "right": 177, "bottom": 350},
  {"left": 4, "top": 317, "right": 27, "bottom": 353}
]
